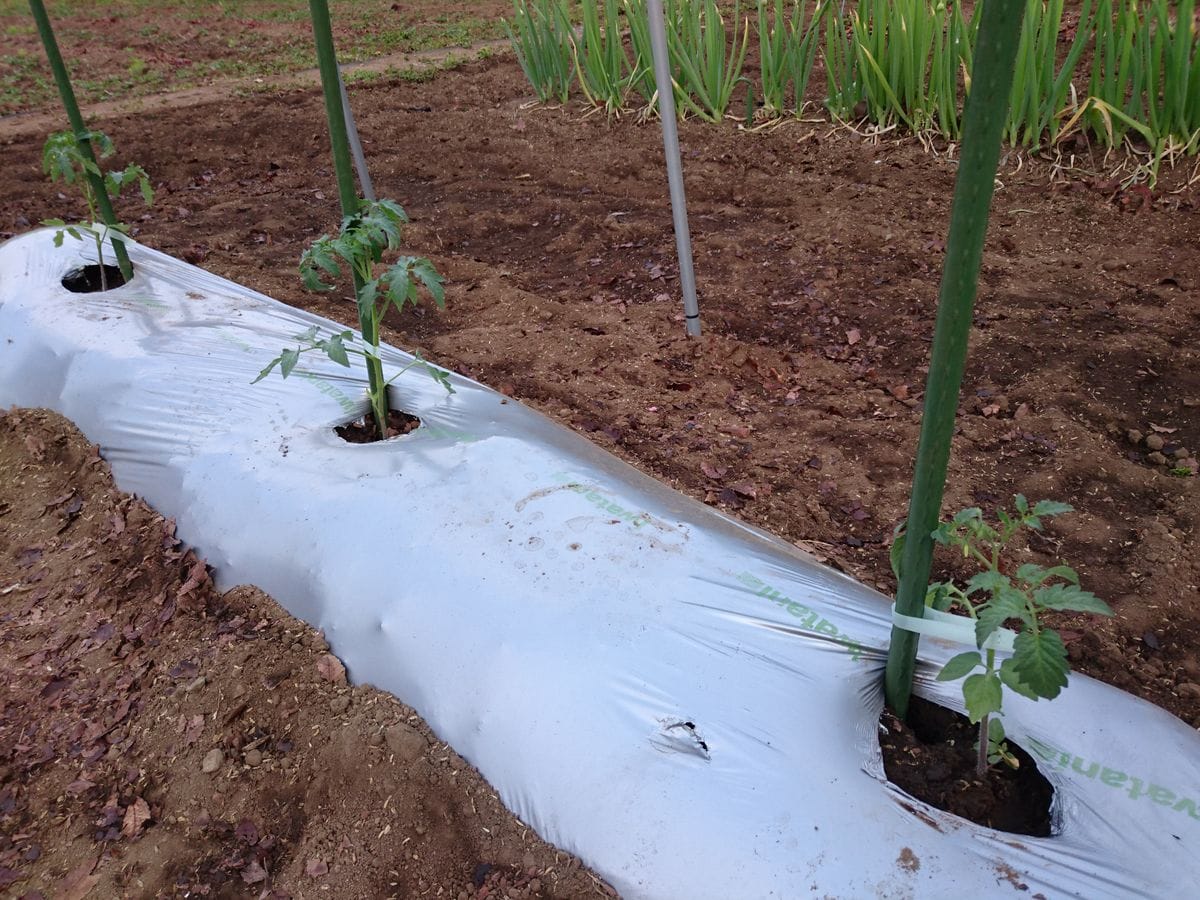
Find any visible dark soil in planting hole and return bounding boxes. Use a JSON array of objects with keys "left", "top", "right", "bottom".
[
  {"left": 880, "top": 697, "right": 1054, "bottom": 836},
  {"left": 61, "top": 263, "right": 126, "bottom": 293},
  {"left": 335, "top": 408, "right": 422, "bottom": 442}
]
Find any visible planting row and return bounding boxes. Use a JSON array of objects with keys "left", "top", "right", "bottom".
[{"left": 507, "top": 0, "right": 1200, "bottom": 170}]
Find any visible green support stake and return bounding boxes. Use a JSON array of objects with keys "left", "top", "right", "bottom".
[
  {"left": 28, "top": 0, "right": 133, "bottom": 283},
  {"left": 308, "top": 0, "right": 360, "bottom": 220},
  {"left": 307, "top": 0, "right": 386, "bottom": 414},
  {"left": 884, "top": 0, "right": 1028, "bottom": 720}
]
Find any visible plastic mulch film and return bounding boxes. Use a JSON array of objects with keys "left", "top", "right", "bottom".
[{"left": 1, "top": 230, "right": 1197, "bottom": 898}]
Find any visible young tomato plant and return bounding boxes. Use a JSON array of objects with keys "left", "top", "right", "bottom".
[
  {"left": 41, "top": 130, "right": 153, "bottom": 290},
  {"left": 253, "top": 199, "right": 452, "bottom": 440},
  {"left": 892, "top": 496, "right": 1113, "bottom": 776}
]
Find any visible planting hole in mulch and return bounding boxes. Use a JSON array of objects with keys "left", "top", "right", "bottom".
[
  {"left": 61, "top": 263, "right": 126, "bottom": 292},
  {"left": 335, "top": 408, "right": 421, "bottom": 443},
  {"left": 879, "top": 696, "right": 1054, "bottom": 836}
]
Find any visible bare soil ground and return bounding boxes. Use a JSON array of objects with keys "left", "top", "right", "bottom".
[{"left": 1, "top": 25, "right": 1199, "bottom": 900}]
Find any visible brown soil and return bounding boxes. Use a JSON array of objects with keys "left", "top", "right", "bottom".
[
  {"left": 0, "top": 408, "right": 614, "bottom": 899},
  {"left": 879, "top": 699, "right": 1054, "bottom": 837},
  {"left": 1, "top": 27, "right": 1199, "bottom": 885},
  {"left": 336, "top": 409, "right": 422, "bottom": 443}
]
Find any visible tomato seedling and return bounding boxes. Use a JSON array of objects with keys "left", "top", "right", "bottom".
[
  {"left": 254, "top": 199, "right": 452, "bottom": 440},
  {"left": 892, "top": 496, "right": 1113, "bottom": 776},
  {"left": 41, "top": 130, "right": 153, "bottom": 291}
]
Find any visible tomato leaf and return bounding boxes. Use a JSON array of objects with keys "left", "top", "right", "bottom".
[
  {"left": 999, "top": 656, "right": 1039, "bottom": 700},
  {"left": 937, "top": 651, "right": 982, "bottom": 681},
  {"left": 962, "top": 672, "right": 1003, "bottom": 723},
  {"left": 975, "top": 585, "right": 1027, "bottom": 647},
  {"left": 279, "top": 347, "right": 300, "bottom": 378},
  {"left": 1033, "top": 583, "right": 1113, "bottom": 616},
  {"left": 1011, "top": 630, "right": 1069, "bottom": 699}
]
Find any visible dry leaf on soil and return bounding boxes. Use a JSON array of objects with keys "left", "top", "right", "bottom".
[
  {"left": 55, "top": 855, "right": 99, "bottom": 900},
  {"left": 305, "top": 858, "right": 329, "bottom": 878},
  {"left": 316, "top": 653, "right": 347, "bottom": 684},
  {"left": 121, "top": 797, "right": 151, "bottom": 838},
  {"left": 183, "top": 714, "right": 204, "bottom": 745},
  {"left": 65, "top": 778, "right": 95, "bottom": 795},
  {"left": 241, "top": 860, "right": 268, "bottom": 884}
]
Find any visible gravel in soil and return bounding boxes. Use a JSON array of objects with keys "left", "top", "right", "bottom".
[{"left": 0, "top": 408, "right": 614, "bottom": 898}]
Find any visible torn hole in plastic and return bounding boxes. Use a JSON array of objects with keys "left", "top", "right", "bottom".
[{"left": 653, "top": 719, "right": 711, "bottom": 760}]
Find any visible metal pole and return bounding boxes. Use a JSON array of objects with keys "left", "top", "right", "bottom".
[
  {"left": 28, "top": 0, "right": 133, "bottom": 282},
  {"left": 337, "top": 65, "right": 376, "bottom": 202},
  {"left": 646, "top": 0, "right": 701, "bottom": 337},
  {"left": 884, "top": 0, "right": 1028, "bottom": 720}
]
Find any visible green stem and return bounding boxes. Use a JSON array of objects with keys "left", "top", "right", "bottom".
[
  {"left": 977, "top": 712, "right": 991, "bottom": 776},
  {"left": 364, "top": 333, "right": 387, "bottom": 440},
  {"left": 308, "top": 0, "right": 387, "bottom": 434},
  {"left": 96, "top": 231, "right": 107, "bottom": 291},
  {"left": 28, "top": 0, "right": 133, "bottom": 283},
  {"left": 366, "top": 360, "right": 388, "bottom": 438},
  {"left": 978, "top": 647, "right": 996, "bottom": 777},
  {"left": 966, "top": 544, "right": 993, "bottom": 571},
  {"left": 884, "top": 0, "right": 1028, "bottom": 721}
]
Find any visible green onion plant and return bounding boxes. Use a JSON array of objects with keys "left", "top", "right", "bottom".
[
  {"left": 624, "top": 0, "right": 684, "bottom": 112},
  {"left": 668, "top": 0, "right": 751, "bottom": 122},
  {"left": 757, "top": 0, "right": 828, "bottom": 117},
  {"left": 1087, "top": 0, "right": 1200, "bottom": 165},
  {"left": 500, "top": 0, "right": 1199, "bottom": 178},
  {"left": 504, "top": 0, "right": 576, "bottom": 103},
  {"left": 834, "top": 0, "right": 976, "bottom": 138},
  {"left": 1005, "top": 0, "right": 1096, "bottom": 149},
  {"left": 575, "top": 0, "right": 635, "bottom": 114}
]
